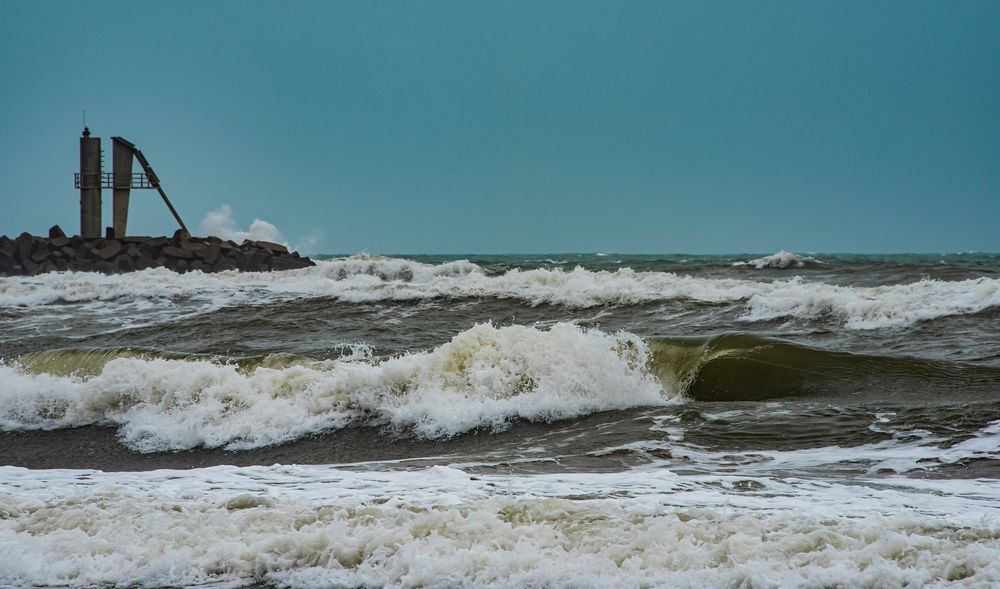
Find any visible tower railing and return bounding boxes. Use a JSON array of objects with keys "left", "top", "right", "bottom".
[{"left": 74, "top": 172, "right": 157, "bottom": 190}]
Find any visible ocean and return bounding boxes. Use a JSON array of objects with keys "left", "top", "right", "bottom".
[{"left": 1, "top": 251, "right": 999, "bottom": 588}]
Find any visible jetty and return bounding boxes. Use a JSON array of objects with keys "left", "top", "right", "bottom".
[{"left": 0, "top": 127, "right": 314, "bottom": 276}]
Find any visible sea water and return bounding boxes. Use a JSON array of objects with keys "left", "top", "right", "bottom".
[{"left": 1, "top": 252, "right": 999, "bottom": 588}]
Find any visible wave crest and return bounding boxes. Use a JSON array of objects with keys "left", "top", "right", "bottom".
[
  {"left": 2, "top": 255, "right": 998, "bottom": 329},
  {"left": 734, "top": 251, "right": 822, "bottom": 269},
  {"left": 0, "top": 323, "right": 671, "bottom": 451}
]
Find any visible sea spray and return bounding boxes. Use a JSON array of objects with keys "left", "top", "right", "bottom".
[
  {"left": 733, "top": 250, "right": 822, "bottom": 269},
  {"left": 0, "top": 323, "right": 672, "bottom": 451}
]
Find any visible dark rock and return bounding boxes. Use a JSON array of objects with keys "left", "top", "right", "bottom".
[
  {"left": 184, "top": 241, "right": 209, "bottom": 255},
  {"left": 211, "top": 257, "right": 238, "bottom": 272},
  {"left": 95, "top": 240, "right": 123, "bottom": 260},
  {"left": 162, "top": 246, "right": 194, "bottom": 259},
  {"left": 255, "top": 240, "right": 289, "bottom": 255},
  {"left": 15, "top": 233, "right": 34, "bottom": 261},
  {"left": 234, "top": 252, "right": 252, "bottom": 271},
  {"left": 135, "top": 256, "right": 157, "bottom": 271},
  {"left": 271, "top": 256, "right": 314, "bottom": 271},
  {"left": 125, "top": 236, "right": 169, "bottom": 247},
  {"left": 0, "top": 232, "right": 314, "bottom": 276},
  {"left": 115, "top": 256, "right": 135, "bottom": 273},
  {"left": 173, "top": 229, "right": 190, "bottom": 240},
  {"left": 94, "top": 261, "right": 116, "bottom": 275},
  {"left": 31, "top": 248, "right": 50, "bottom": 263},
  {"left": 250, "top": 252, "right": 272, "bottom": 270},
  {"left": 202, "top": 243, "right": 221, "bottom": 264},
  {"left": 0, "top": 251, "right": 16, "bottom": 274}
]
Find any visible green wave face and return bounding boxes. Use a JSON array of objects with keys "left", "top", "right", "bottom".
[
  {"left": 647, "top": 334, "right": 1000, "bottom": 402},
  {"left": 16, "top": 331, "right": 1000, "bottom": 411}
]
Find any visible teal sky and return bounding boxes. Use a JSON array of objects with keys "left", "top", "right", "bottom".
[{"left": 1, "top": 1, "right": 997, "bottom": 254}]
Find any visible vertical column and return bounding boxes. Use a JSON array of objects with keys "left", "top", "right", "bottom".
[
  {"left": 112, "top": 138, "right": 133, "bottom": 238},
  {"left": 79, "top": 127, "right": 102, "bottom": 238}
]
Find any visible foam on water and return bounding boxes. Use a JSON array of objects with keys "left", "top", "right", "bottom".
[
  {"left": 1, "top": 463, "right": 998, "bottom": 588},
  {"left": 0, "top": 323, "right": 671, "bottom": 451},
  {"left": 2, "top": 255, "right": 998, "bottom": 331},
  {"left": 589, "top": 418, "right": 1000, "bottom": 477},
  {"left": 734, "top": 250, "right": 821, "bottom": 269}
]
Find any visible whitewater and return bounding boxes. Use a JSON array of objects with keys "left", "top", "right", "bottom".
[{"left": 2, "top": 252, "right": 999, "bottom": 588}]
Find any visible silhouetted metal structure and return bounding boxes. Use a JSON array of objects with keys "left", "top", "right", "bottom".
[
  {"left": 74, "top": 128, "right": 189, "bottom": 237},
  {"left": 112, "top": 137, "right": 133, "bottom": 237},
  {"left": 78, "top": 126, "right": 102, "bottom": 238}
]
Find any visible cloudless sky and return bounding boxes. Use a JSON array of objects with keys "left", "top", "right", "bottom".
[{"left": 1, "top": 0, "right": 997, "bottom": 254}]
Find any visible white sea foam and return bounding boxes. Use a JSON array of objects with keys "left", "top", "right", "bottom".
[
  {"left": 591, "top": 418, "right": 1000, "bottom": 477},
  {"left": 739, "top": 275, "right": 1000, "bottom": 329},
  {"left": 1, "top": 464, "right": 998, "bottom": 588},
  {"left": 735, "top": 250, "right": 821, "bottom": 269},
  {"left": 0, "top": 323, "right": 671, "bottom": 451},
  {"left": 1, "top": 255, "right": 998, "bottom": 330}
]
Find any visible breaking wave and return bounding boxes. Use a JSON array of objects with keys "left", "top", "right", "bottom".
[
  {"left": 0, "top": 323, "right": 670, "bottom": 451},
  {"left": 1, "top": 255, "right": 998, "bottom": 329},
  {"left": 4, "top": 324, "right": 999, "bottom": 452},
  {"left": 734, "top": 250, "right": 822, "bottom": 269},
  {"left": 648, "top": 334, "right": 1000, "bottom": 402}
]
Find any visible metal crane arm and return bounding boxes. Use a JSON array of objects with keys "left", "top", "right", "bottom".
[{"left": 111, "top": 136, "right": 190, "bottom": 235}]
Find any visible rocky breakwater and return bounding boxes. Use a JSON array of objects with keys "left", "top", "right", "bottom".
[{"left": 0, "top": 226, "right": 315, "bottom": 276}]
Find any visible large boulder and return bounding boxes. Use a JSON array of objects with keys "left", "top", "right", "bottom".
[
  {"left": 15, "top": 232, "right": 35, "bottom": 262},
  {"left": 162, "top": 246, "right": 194, "bottom": 259},
  {"left": 0, "top": 251, "right": 17, "bottom": 275},
  {"left": 255, "top": 240, "right": 289, "bottom": 255},
  {"left": 95, "top": 240, "right": 123, "bottom": 260},
  {"left": 271, "top": 257, "right": 313, "bottom": 271}
]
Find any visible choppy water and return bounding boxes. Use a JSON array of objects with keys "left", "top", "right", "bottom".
[{"left": 1, "top": 252, "right": 999, "bottom": 588}]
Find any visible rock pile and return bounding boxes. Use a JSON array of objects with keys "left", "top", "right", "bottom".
[{"left": 0, "top": 226, "right": 315, "bottom": 276}]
